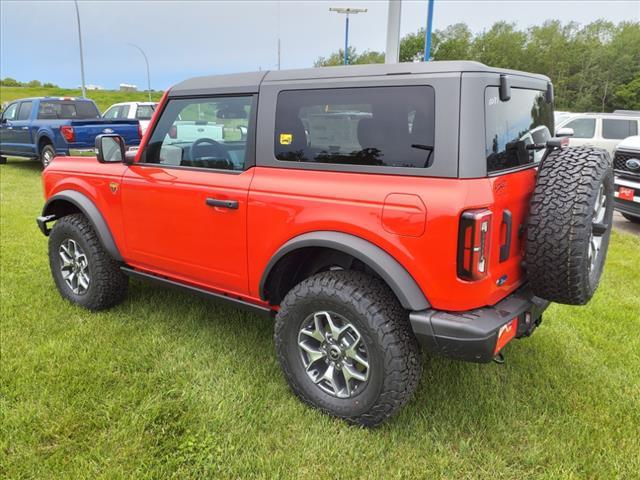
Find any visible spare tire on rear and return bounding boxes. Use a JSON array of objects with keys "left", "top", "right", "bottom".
[{"left": 525, "top": 146, "right": 614, "bottom": 305}]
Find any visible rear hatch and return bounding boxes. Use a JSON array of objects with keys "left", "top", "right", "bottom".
[{"left": 458, "top": 83, "right": 554, "bottom": 301}]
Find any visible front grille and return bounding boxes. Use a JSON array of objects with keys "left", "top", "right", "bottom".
[{"left": 614, "top": 149, "right": 640, "bottom": 176}]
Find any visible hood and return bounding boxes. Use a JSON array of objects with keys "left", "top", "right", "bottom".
[{"left": 616, "top": 135, "right": 640, "bottom": 152}]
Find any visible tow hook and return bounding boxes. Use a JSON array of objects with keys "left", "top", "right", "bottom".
[{"left": 493, "top": 352, "right": 505, "bottom": 364}]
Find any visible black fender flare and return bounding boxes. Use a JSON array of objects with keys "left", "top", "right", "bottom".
[
  {"left": 259, "top": 231, "right": 430, "bottom": 311},
  {"left": 42, "top": 190, "right": 123, "bottom": 262}
]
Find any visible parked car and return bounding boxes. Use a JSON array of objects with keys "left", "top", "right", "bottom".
[
  {"left": 0, "top": 97, "right": 141, "bottom": 167},
  {"left": 36, "top": 62, "right": 613, "bottom": 426},
  {"left": 556, "top": 111, "right": 640, "bottom": 156},
  {"left": 554, "top": 110, "right": 574, "bottom": 125},
  {"left": 102, "top": 101, "right": 157, "bottom": 135},
  {"left": 612, "top": 135, "right": 640, "bottom": 223}
]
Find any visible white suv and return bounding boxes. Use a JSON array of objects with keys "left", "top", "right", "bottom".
[
  {"left": 613, "top": 135, "right": 640, "bottom": 224},
  {"left": 102, "top": 102, "right": 157, "bottom": 135},
  {"left": 557, "top": 112, "right": 639, "bottom": 156}
]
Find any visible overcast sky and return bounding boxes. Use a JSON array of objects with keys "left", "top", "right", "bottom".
[{"left": 1, "top": 0, "right": 638, "bottom": 90}]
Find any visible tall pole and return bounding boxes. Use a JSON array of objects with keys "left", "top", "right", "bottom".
[
  {"left": 424, "top": 0, "right": 435, "bottom": 61},
  {"left": 385, "top": 0, "right": 402, "bottom": 64},
  {"left": 330, "top": 7, "right": 367, "bottom": 66},
  {"left": 344, "top": 15, "right": 349, "bottom": 65},
  {"left": 73, "top": 0, "right": 86, "bottom": 98},
  {"left": 128, "top": 43, "right": 151, "bottom": 101}
]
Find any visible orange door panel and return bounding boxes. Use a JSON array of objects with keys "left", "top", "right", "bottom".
[{"left": 121, "top": 165, "right": 254, "bottom": 295}]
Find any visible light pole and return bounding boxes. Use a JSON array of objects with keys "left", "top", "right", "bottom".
[
  {"left": 127, "top": 43, "right": 152, "bottom": 101},
  {"left": 329, "top": 7, "right": 367, "bottom": 65},
  {"left": 73, "top": 0, "right": 86, "bottom": 98},
  {"left": 423, "top": 0, "right": 435, "bottom": 61}
]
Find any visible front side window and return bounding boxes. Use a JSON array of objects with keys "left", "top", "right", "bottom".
[
  {"left": 275, "top": 86, "right": 435, "bottom": 168},
  {"left": 17, "top": 102, "right": 32, "bottom": 120},
  {"left": 563, "top": 117, "right": 596, "bottom": 139},
  {"left": 143, "top": 95, "right": 253, "bottom": 171},
  {"left": 2, "top": 103, "right": 18, "bottom": 121},
  {"left": 602, "top": 118, "right": 638, "bottom": 139},
  {"left": 485, "top": 87, "right": 553, "bottom": 173},
  {"left": 136, "top": 105, "right": 155, "bottom": 120},
  {"left": 38, "top": 100, "right": 100, "bottom": 119}
]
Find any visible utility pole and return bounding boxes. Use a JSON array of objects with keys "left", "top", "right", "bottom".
[
  {"left": 385, "top": 0, "right": 402, "bottom": 64},
  {"left": 128, "top": 43, "right": 152, "bottom": 101},
  {"left": 329, "top": 7, "right": 367, "bottom": 65},
  {"left": 277, "top": 1, "right": 281, "bottom": 70},
  {"left": 423, "top": 0, "right": 435, "bottom": 61},
  {"left": 73, "top": 0, "right": 86, "bottom": 98}
]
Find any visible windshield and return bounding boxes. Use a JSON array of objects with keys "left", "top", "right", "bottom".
[
  {"left": 37, "top": 100, "right": 100, "bottom": 120},
  {"left": 485, "top": 87, "right": 553, "bottom": 173}
]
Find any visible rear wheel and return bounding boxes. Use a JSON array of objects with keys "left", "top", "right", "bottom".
[
  {"left": 526, "top": 147, "right": 614, "bottom": 305},
  {"left": 0, "top": 155, "right": 6, "bottom": 165},
  {"left": 49, "top": 214, "right": 128, "bottom": 310},
  {"left": 40, "top": 144, "right": 55, "bottom": 168},
  {"left": 621, "top": 213, "right": 640, "bottom": 224},
  {"left": 274, "top": 270, "right": 421, "bottom": 427}
]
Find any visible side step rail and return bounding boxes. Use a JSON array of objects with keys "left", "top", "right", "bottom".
[{"left": 120, "top": 267, "right": 272, "bottom": 317}]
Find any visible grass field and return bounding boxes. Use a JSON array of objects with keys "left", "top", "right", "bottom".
[
  {"left": 1, "top": 86, "right": 164, "bottom": 113},
  {"left": 1, "top": 158, "right": 639, "bottom": 479}
]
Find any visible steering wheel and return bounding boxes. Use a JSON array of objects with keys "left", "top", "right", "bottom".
[{"left": 189, "top": 137, "right": 233, "bottom": 168}]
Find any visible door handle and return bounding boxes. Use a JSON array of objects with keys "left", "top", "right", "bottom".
[
  {"left": 205, "top": 197, "right": 238, "bottom": 209},
  {"left": 499, "top": 209, "right": 512, "bottom": 262}
]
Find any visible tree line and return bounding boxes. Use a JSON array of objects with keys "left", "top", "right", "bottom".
[
  {"left": 1, "top": 78, "right": 59, "bottom": 89},
  {"left": 315, "top": 20, "right": 640, "bottom": 112}
]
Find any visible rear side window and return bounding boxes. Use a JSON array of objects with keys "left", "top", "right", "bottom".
[
  {"left": 275, "top": 86, "right": 435, "bottom": 169},
  {"left": 17, "top": 102, "right": 32, "bottom": 120},
  {"left": 38, "top": 101, "right": 100, "bottom": 120},
  {"left": 602, "top": 119, "right": 638, "bottom": 139},
  {"left": 485, "top": 87, "right": 553, "bottom": 173},
  {"left": 136, "top": 105, "right": 155, "bottom": 120},
  {"left": 562, "top": 118, "right": 596, "bottom": 139}
]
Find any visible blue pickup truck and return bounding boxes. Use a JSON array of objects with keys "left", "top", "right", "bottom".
[{"left": 0, "top": 97, "right": 141, "bottom": 167}]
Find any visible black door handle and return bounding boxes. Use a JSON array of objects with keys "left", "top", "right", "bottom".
[
  {"left": 205, "top": 197, "right": 238, "bottom": 209},
  {"left": 499, "top": 209, "right": 512, "bottom": 262}
]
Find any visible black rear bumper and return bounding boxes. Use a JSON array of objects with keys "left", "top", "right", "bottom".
[{"left": 410, "top": 287, "right": 549, "bottom": 363}]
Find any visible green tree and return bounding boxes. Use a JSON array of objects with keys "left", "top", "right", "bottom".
[
  {"left": 26, "top": 80, "right": 41, "bottom": 88},
  {"left": 614, "top": 75, "right": 640, "bottom": 110},
  {"left": 1, "top": 77, "right": 22, "bottom": 87}
]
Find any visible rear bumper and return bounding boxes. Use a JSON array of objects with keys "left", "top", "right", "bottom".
[{"left": 410, "top": 286, "right": 549, "bottom": 363}]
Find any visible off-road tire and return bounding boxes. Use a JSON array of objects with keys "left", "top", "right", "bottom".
[
  {"left": 0, "top": 155, "right": 7, "bottom": 165},
  {"left": 621, "top": 213, "right": 640, "bottom": 224},
  {"left": 49, "top": 213, "right": 128, "bottom": 310},
  {"left": 40, "top": 144, "right": 56, "bottom": 168},
  {"left": 274, "top": 270, "right": 421, "bottom": 427},
  {"left": 526, "top": 147, "right": 614, "bottom": 305}
]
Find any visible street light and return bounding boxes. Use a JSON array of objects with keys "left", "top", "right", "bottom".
[
  {"left": 329, "top": 7, "right": 367, "bottom": 65},
  {"left": 73, "top": 0, "right": 86, "bottom": 98},
  {"left": 127, "top": 43, "right": 152, "bottom": 102}
]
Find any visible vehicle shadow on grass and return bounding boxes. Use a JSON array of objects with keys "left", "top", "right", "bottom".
[
  {"left": 122, "top": 279, "right": 579, "bottom": 436},
  {"left": 2, "top": 158, "right": 42, "bottom": 173}
]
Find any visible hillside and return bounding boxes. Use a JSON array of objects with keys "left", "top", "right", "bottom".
[{"left": 0, "top": 86, "right": 164, "bottom": 113}]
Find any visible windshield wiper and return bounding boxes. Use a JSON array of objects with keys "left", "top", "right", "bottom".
[{"left": 411, "top": 143, "right": 433, "bottom": 151}]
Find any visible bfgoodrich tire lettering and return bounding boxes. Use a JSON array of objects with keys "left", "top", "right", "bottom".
[
  {"left": 526, "top": 147, "right": 614, "bottom": 305},
  {"left": 274, "top": 270, "right": 421, "bottom": 427},
  {"left": 49, "top": 213, "right": 128, "bottom": 310}
]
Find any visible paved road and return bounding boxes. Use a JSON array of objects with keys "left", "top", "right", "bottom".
[{"left": 613, "top": 211, "right": 640, "bottom": 236}]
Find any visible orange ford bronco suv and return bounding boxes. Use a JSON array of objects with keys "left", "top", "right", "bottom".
[{"left": 38, "top": 61, "right": 614, "bottom": 426}]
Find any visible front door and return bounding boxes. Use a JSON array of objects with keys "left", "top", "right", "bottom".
[
  {"left": 121, "top": 94, "right": 257, "bottom": 296},
  {"left": 0, "top": 102, "right": 19, "bottom": 154}
]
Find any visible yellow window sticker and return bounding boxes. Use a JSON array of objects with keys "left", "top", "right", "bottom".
[{"left": 280, "top": 133, "right": 293, "bottom": 145}]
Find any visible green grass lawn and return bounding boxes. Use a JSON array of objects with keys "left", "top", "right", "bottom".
[
  {"left": 1, "top": 158, "right": 639, "bottom": 479},
  {"left": 1, "top": 86, "right": 163, "bottom": 113}
]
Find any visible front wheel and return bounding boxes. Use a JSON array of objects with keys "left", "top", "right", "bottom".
[
  {"left": 49, "top": 214, "right": 128, "bottom": 310},
  {"left": 274, "top": 271, "right": 421, "bottom": 427}
]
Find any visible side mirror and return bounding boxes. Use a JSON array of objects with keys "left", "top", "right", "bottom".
[
  {"left": 0, "top": 117, "right": 7, "bottom": 124},
  {"left": 555, "top": 127, "right": 574, "bottom": 137},
  {"left": 499, "top": 74, "right": 511, "bottom": 102},
  {"left": 95, "top": 134, "right": 125, "bottom": 163}
]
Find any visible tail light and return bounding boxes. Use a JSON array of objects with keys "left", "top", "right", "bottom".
[
  {"left": 168, "top": 125, "right": 177, "bottom": 139},
  {"left": 60, "top": 125, "right": 75, "bottom": 143},
  {"left": 457, "top": 209, "right": 492, "bottom": 281}
]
